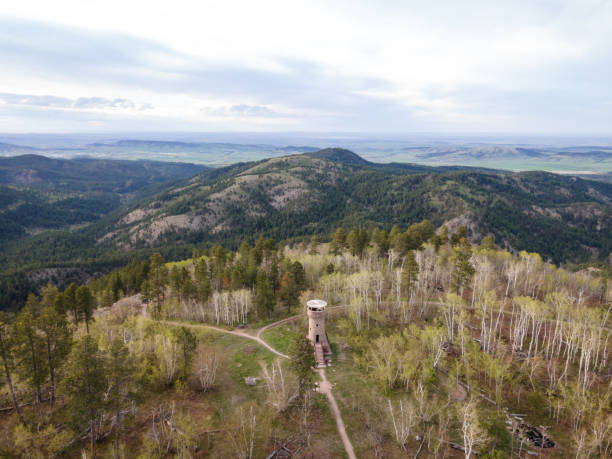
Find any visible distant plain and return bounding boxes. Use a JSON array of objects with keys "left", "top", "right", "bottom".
[{"left": 1, "top": 133, "right": 611, "bottom": 176}]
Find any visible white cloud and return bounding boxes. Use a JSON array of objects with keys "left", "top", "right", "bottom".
[
  {"left": 0, "top": 92, "right": 153, "bottom": 112},
  {"left": 0, "top": 0, "right": 611, "bottom": 133}
]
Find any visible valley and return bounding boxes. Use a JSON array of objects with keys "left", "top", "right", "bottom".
[{"left": 1, "top": 148, "right": 610, "bottom": 310}]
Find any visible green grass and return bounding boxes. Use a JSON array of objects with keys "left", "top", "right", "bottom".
[
  {"left": 261, "top": 325, "right": 298, "bottom": 355},
  {"left": 160, "top": 322, "right": 278, "bottom": 400},
  {"left": 230, "top": 338, "right": 277, "bottom": 382}
]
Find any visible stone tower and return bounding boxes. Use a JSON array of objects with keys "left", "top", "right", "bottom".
[{"left": 307, "top": 299, "right": 331, "bottom": 367}]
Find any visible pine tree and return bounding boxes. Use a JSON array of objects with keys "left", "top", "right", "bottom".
[
  {"left": 101, "top": 288, "right": 115, "bottom": 308},
  {"left": 230, "top": 265, "right": 245, "bottom": 290},
  {"left": 480, "top": 235, "right": 496, "bottom": 251},
  {"left": 330, "top": 227, "right": 347, "bottom": 255},
  {"left": 288, "top": 334, "right": 316, "bottom": 398},
  {"left": 451, "top": 238, "right": 475, "bottom": 295},
  {"left": 279, "top": 271, "right": 299, "bottom": 315},
  {"left": 24, "top": 293, "right": 41, "bottom": 315},
  {"left": 173, "top": 326, "right": 197, "bottom": 380},
  {"left": 290, "top": 261, "right": 306, "bottom": 292},
  {"left": 60, "top": 335, "right": 107, "bottom": 459},
  {"left": 238, "top": 240, "right": 252, "bottom": 263},
  {"left": 14, "top": 306, "right": 47, "bottom": 406},
  {"left": 53, "top": 291, "right": 66, "bottom": 315},
  {"left": 106, "top": 337, "right": 134, "bottom": 457},
  {"left": 261, "top": 238, "right": 277, "bottom": 267},
  {"left": 0, "top": 312, "right": 24, "bottom": 423},
  {"left": 269, "top": 255, "right": 280, "bottom": 294},
  {"left": 149, "top": 253, "right": 168, "bottom": 317},
  {"left": 255, "top": 270, "right": 275, "bottom": 318},
  {"left": 347, "top": 228, "right": 370, "bottom": 257},
  {"left": 170, "top": 265, "right": 182, "bottom": 301},
  {"left": 439, "top": 225, "right": 449, "bottom": 245},
  {"left": 389, "top": 224, "right": 403, "bottom": 252},
  {"left": 346, "top": 228, "right": 360, "bottom": 256},
  {"left": 194, "top": 258, "right": 211, "bottom": 303},
  {"left": 401, "top": 250, "right": 419, "bottom": 301},
  {"left": 37, "top": 305, "right": 72, "bottom": 404},
  {"left": 372, "top": 228, "right": 390, "bottom": 256},
  {"left": 451, "top": 225, "right": 468, "bottom": 246},
  {"left": 210, "top": 245, "right": 227, "bottom": 289},
  {"left": 76, "top": 285, "right": 95, "bottom": 333},
  {"left": 245, "top": 248, "right": 259, "bottom": 288},
  {"left": 63, "top": 283, "right": 79, "bottom": 324},
  {"left": 309, "top": 236, "right": 319, "bottom": 255},
  {"left": 40, "top": 283, "right": 59, "bottom": 310},
  {"left": 109, "top": 272, "right": 124, "bottom": 302}
]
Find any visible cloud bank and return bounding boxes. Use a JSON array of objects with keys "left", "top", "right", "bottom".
[{"left": 0, "top": 0, "right": 611, "bottom": 134}]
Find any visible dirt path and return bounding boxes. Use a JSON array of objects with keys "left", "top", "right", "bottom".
[
  {"left": 160, "top": 309, "right": 357, "bottom": 458},
  {"left": 161, "top": 321, "right": 289, "bottom": 359},
  {"left": 317, "top": 368, "right": 357, "bottom": 459}
]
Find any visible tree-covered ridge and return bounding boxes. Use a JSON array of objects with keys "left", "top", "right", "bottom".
[
  {"left": 0, "top": 155, "right": 207, "bottom": 244},
  {"left": 0, "top": 223, "right": 609, "bottom": 457},
  {"left": 0, "top": 154, "right": 208, "bottom": 193},
  {"left": 91, "top": 150, "right": 612, "bottom": 264},
  {"left": 0, "top": 149, "right": 610, "bottom": 310},
  {"left": 0, "top": 184, "right": 122, "bottom": 242}
]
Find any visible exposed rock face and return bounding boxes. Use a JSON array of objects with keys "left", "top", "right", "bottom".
[
  {"left": 13, "top": 169, "right": 41, "bottom": 185},
  {"left": 440, "top": 213, "right": 482, "bottom": 242}
]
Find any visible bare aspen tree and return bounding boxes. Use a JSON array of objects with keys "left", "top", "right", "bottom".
[
  {"left": 393, "top": 267, "right": 403, "bottom": 318},
  {"left": 196, "top": 347, "right": 219, "bottom": 392},
  {"left": 477, "top": 290, "right": 503, "bottom": 355},
  {"left": 159, "top": 335, "right": 179, "bottom": 385},
  {"left": 372, "top": 270, "right": 385, "bottom": 317},
  {"left": 589, "top": 414, "right": 612, "bottom": 457},
  {"left": 355, "top": 271, "right": 373, "bottom": 328},
  {"left": 460, "top": 399, "right": 488, "bottom": 458},
  {"left": 388, "top": 399, "right": 415, "bottom": 448},
  {"left": 230, "top": 404, "right": 258, "bottom": 459},
  {"left": 211, "top": 292, "right": 220, "bottom": 324},
  {"left": 260, "top": 359, "right": 292, "bottom": 412},
  {"left": 350, "top": 296, "right": 363, "bottom": 332},
  {"left": 141, "top": 403, "right": 198, "bottom": 458},
  {"left": 441, "top": 293, "right": 464, "bottom": 343}
]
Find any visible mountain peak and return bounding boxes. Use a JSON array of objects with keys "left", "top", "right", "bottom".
[{"left": 305, "top": 148, "right": 370, "bottom": 165}]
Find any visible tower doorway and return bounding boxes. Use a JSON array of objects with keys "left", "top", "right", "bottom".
[{"left": 316, "top": 334, "right": 320, "bottom": 343}]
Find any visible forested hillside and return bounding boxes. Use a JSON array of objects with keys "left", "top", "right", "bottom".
[
  {"left": 1, "top": 149, "right": 610, "bottom": 310},
  {"left": 0, "top": 223, "right": 609, "bottom": 457},
  {"left": 0, "top": 154, "right": 207, "bottom": 241},
  {"left": 90, "top": 148, "right": 612, "bottom": 264},
  {"left": 0, "top": 154, "right": 208, "bottom": 193}
]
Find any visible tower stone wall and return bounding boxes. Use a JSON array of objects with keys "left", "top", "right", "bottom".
[{"left": 307, "top": 299, "right": 331, "bottom": 361}]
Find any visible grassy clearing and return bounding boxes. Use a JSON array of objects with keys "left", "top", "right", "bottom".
[
  {"left": 243, "top": 309, "right": 306, "bottom": 332},
  {"left": 261, "top": 324, "right": 298, "bottom": 355}
]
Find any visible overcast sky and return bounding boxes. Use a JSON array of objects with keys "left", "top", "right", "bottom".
[{"left": 1, "top": 0, "right": 611, "bottom": 134}]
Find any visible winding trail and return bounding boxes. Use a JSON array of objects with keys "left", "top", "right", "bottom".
[
  {"left": 161, "top": 307, "right": 357, "bottom": 459},
  {"left": 162, "top": 321, "right": 290, "bottom": 359}
]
